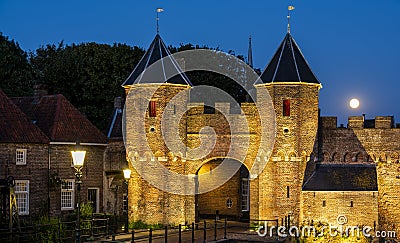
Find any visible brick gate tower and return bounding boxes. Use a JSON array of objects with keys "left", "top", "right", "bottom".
[
  {"left": 256, "top": 31, "right": 322, "bottom": 224},
  {"left": 122, "top": 34, "right": 194, "bottom": 225}
]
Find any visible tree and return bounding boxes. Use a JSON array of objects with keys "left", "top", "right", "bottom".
[
  {"left": 30, "top": 42, "right": 145, "bottom": 132},
  {"left": 0, "top": 33, "right": 34, "bottom": 96}
]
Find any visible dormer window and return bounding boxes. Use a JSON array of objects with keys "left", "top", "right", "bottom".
[{"left": 283, "top": 99, "right": 290, "bottom": 116}]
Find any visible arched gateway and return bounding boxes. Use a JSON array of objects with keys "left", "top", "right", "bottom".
[{"left": 196, "top": 158, "right": 250, "bottom": 221}]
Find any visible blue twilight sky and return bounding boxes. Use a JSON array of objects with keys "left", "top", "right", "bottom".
[{"left": 1, "top": 0, "right": 399, "bottom": 125}]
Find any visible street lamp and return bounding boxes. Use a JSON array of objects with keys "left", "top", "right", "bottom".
[
  {"left": 123, "top": 168, "right": 131, "bottom": 233},
  {"left": 71, "top": 143, "right": 86, "bottom": 243}
]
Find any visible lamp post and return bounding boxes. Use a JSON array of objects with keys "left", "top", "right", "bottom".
[
  {"left": 123, "top": 168, "right": 131, "bottom": 233},
  {"left": 71, "top": 143, "right": 86, "bottom": 243}
]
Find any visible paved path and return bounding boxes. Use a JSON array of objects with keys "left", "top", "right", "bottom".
[{"left": 97, "top": 221, "right": 281, "bottom": 243}]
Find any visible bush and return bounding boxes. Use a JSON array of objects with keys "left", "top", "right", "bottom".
[{"left": 130, "top": 220, "right": 164, "bottom": 230}]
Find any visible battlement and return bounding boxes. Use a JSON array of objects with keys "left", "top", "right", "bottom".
[
  {"left": 187, "top": 102, "right": 258, "bottom": 115},
  {"left": 320, "top": 116, "right": 397, "bottom": 129}
]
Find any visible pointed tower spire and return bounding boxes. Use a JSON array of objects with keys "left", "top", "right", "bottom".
[
  {"left": 122, "top": 34, "right": 192, "bottom": 87},
  {"left": 260, "top": 33, "right": 320, "bottom": 84},
  {"left": 248, "top": 36, "right": 253, "bottom": 68}
]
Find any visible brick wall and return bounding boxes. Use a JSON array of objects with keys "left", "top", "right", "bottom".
[
  {"left": 0, "top": 143, "right": 48, "bottom": 217},
  {"left": 259, "top": 83, "right": 320, "bottom": 224},
  {"left": 124, "top": 82, "right": 320, "bottom": 226},
  {"left": 301, "top": 191, "right": 378, "bottom": 228},
  {"left": 48, "top": 144, "right": 106, "bottom": 216},
  {"left": 317, "top": 117, "right": 400, "bottom": 238}
]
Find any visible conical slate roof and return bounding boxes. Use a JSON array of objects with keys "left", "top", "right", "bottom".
[
  {"left": 260, "top": 33, "right": 320, "bottom": 84},
  {"left": 122, "top": 34, "right": 192, "bottom": 87}
]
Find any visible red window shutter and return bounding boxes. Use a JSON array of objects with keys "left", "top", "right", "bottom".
[
  {"left": 149, "top": 101, "right": 156, "bottom": 117},
  {"left": 283, "top": 99, "right": 290, "bottom": 116}
]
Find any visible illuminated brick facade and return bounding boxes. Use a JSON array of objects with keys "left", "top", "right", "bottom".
[{"left": 121, "top": 32, "right": 400, "bottom": 241}]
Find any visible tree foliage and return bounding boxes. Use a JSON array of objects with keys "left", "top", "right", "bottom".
[
  {"left": 0, "top": 33, "right": 34, "bottom": 96},
  {"left": 30, "top": 42, "right": 145, "bottom": 131}
]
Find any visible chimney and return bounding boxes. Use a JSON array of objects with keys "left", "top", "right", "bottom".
[{"left": 33, "top": 84, "right": 48, "bottom": 103}]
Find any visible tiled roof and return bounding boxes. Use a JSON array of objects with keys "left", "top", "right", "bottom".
[
  {"left": 11, "top": 94, "right": 107, "bottom": 144},
  {"left": 122, "top": 34, "right": 192, "bottom": 87},
  {"left": 302, "top": 164, "right": 377, "bottom": 191},
  {"left": 0, "top": 90, "right": 49, "bottom": 143},
  {"left": 260, "top": 32, "right": 320, "bottom": 84}
]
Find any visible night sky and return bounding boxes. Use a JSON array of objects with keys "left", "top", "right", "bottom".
[{"left": 1, "top": 0, "right": 399, "bottom": 125}]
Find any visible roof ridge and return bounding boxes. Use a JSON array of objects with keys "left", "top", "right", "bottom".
[
  {"left": 288, "top": 35, "right": 301, "bottom": 81},
  {"left": 290, "top": 36, "right": 321, "bottom": 84}
]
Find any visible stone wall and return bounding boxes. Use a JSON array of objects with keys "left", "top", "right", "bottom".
[
  {"left": 103, "top": 139, "right": 128, "bottom": 215},
  {"left": 317, "top": 116, "right": 400, "bottom": 238},
  {"left": 301, "top": 191, "right": 378, "bottom": 228}
]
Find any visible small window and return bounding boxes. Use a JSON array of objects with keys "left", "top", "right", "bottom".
[
  {"left": 283, "top": 99, "right": 290, "bottom": 116},
  {"left": 286, "top": 186, "right": 290, "bottom": 198},
  {"left": 204, "top": 105, "right": 215, "bottom": 114},
  {"left": 61, "top": 180, "right": 74, "bottom": 210},
  {"left": 322, "top": 200, "right": 326, "bottom": 207},
  {"left": 149, "top": 100, "right": 156, "bottom": 117},
  {"left": 226, "top": 198, "right": 233, "bottom": 208},
  {"left": 350, "top": 201, "right": 353, "bottom": 207},
  {"left": 16, "top": 149, "right": 27, "bottom": 165},
  {"left": 15, "top": 180, "right": 29, "bottom": 215}
]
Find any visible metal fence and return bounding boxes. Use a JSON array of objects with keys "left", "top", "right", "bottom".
[{"left": 0, "top": 214, "right": 113, "bottom": 243}]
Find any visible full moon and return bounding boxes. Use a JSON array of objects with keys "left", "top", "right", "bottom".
[{"left": 349, "top": 98, "right": 360, "bottom": 109}]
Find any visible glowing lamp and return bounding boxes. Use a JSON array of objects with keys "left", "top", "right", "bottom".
[
  {"left": 123, "top": 168, "right": 132, "bottom": 180},
  {"left": 71, "top": 151, "right": 86, "bottom": 168}
]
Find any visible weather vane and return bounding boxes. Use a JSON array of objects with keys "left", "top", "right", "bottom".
[
  {"left": 287, "top": 5, "right": 295, "bottom": 33},
  {"left": 156, "top": 8, "right": 164, "bottom": 34}
]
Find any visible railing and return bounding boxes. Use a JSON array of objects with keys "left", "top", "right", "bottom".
[
  {"left": 0, "top": 215, "right": 111, "bottom": 243},
  {"left": 0, "top": 216, "right": 287, "bottom": 242},
  {"left": 107, "top": 219, "right": 229, "bottom": 242}
]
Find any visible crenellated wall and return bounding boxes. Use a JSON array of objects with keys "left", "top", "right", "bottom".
[{"left": 314, "top": 115, "right": 400, "bottom": 236}]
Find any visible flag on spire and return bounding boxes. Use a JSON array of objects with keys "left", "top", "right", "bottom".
[
  {"left": 156, "top": 8, "right": 164, "bottom": 34},
  {"left": 288, "top": 5, "right": 295, "bottom": 11}
]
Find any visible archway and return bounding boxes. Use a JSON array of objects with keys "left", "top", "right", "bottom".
[{"left": 195, "top": 158, "right": 250, "bottom": 221}]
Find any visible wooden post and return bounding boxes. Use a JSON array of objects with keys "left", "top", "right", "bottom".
[
  {"left": 178, "top": 224, "right": 182, "bottom": 243},
  {"left": 192, "top": 222, "right": 195, "bottom": 243},
  {"left": 203, "top": 220, "right": 206, "bottom": 243},
  {"left": 164, "top": 226, "right": 168, "bottom": 243},
  {"left": 131, "top": 229, "right": 135, "bottom": 243}
]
